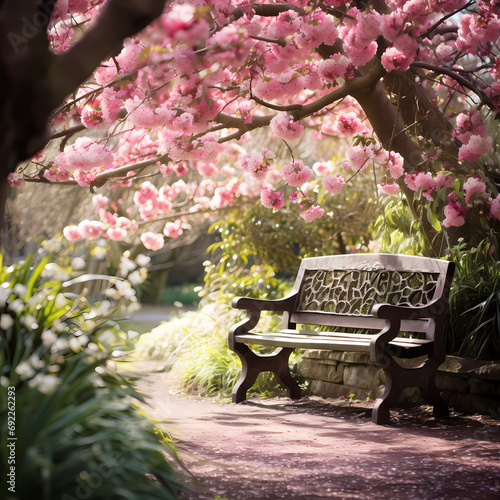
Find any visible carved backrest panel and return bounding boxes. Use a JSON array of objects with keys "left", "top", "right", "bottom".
[{"left": 297, "top": 265, "right": 440, "bottom": 316}]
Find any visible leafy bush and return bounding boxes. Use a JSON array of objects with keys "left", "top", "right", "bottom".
[
  {"left": 445, "top": 240, "right": 500, "bottom": 360},
  {"left": 135, "top": 303, "right": 306, "bottom": 398},
  {"left": 0, "top": 254, "right": 185, "bottom": 499}
]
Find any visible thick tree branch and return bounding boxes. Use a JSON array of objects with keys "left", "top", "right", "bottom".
[{"left": 50, "top": 0, "right": 169, "bottom": 110}]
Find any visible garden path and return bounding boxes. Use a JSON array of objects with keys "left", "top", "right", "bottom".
[{"left": 135, "top": 368, "right": 500, "bottom": 500}]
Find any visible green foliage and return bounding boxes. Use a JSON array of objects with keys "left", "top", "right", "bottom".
[
  {"left": 0, "top": 254, "right": 185, "bottom": 499},
  {"left": 374, "top": 197, "right": 427, "bottom": 256},
  {"left": 445, "top": 240, "right": 500, "bottom": 360},
  {"left": 135, "top": 304, "right": 306, "bottom": 398}
]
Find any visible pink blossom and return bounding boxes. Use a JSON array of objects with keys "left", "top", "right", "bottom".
[
  {"left": 345, "top": 144, "right": 374, "bottom": 171},
  {"left": 414, "top": 172, "right": 436, "bottom": 191},
  {"left": 164, "top": 221, "right": 183, "bottom": 238},
  {"left": 333, "top": 112, "right": 368, "bottom": 136},
  {"left": 140, "top": 232, "right": 164, "bottom": 251},
  {"left": 63, "top": 225, "right": 83, "bottom": 242},
  {"left": 458, "top": 135, "right": 493, "bottom": 162},
  {"left": 260, "top": 187, "right": 285, "bottom": 211},
  {"left": 317, "top": 54, "right": 350, "bottom": 82},
  {"left": 387, "top": 152, "right": 404, "bottom": 179},
  {"left": 106, "top": 228, "right": 127, "bottom": 241},
  {"left": 378, "top": 182, "right": 399, "bottom": 195},
  {"left": 463, "top": 177, "right": 488, "bottom": 206},
  {"left": 92, "top": 194, "right": 109, "bottom": 210},
  {"left": 8, "top": 172, "right": 25, "bottom": 188},
  {"left": 435, "top": 173, "right": 453, "bottom": 190},
  {"left": 313, "top": 161, "right": 331, "bottom": 176},
  {"left": 454, "top": 111, "right": 488, "bottom": 144},
  {"left": 269, "top": 112, "right": 304, "bottom": 141},
  {"left": 77, "top": 220, "right": 105, "bottom": 240},
  {"left": 381, "top": 47, "right": 413, "bottom": 73},
  {"left": 490, "top": 195, "right": 500, "bottom": 220},
  {"left": 125, "top": 97, "right": 174, "bottom": 128},
  {"left": 196, "top": 162, "right": 218, "bottom": 176},
  {"left": 281, "top": 160, "right": 312, "bottom": 187},
  {"left": 74, "top": 170, "right": 97, "bottom": 187},
  {"left": 300, "top": 205, "right": 324, "bottom": 222},
  {"left": 241, "top": 152, "right": 268, "bottom": 179},
  {"left": 116, "top": 217, "right": 132, "bottom": 229},
  {"left": 442, "top": 204, "right": 466, "bottom": 228},
  {"left": 133, "top": 182, "right": 159, "bottom": 206},
  {"left": 57, "top": 137, "right": 114, "bottom": 172},
  {"left": 322, "top": 173, "right": 346, "bottom": 195},
  {"left": 100, "top": 210, "right": 117, "bottom": 226}
]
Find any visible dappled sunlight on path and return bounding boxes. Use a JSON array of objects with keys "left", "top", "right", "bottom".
[{"left": 136, "top": 371, "right": 500, "bottom": 500}]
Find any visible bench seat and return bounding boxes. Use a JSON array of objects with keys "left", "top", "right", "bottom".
[{"left": 234, "top": 330, "right": 434, "bottom": 357}]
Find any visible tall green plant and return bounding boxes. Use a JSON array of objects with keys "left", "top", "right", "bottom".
[
  {"left": 0, "top": 254, "right": 185, "bottom": 499},
  {"left": 445, "top": 240, "right": 500, "bottom": 360}
]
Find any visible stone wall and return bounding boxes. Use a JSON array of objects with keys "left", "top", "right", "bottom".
[{"left": 298, "top": 350, "right": 500, "bottom": 416}]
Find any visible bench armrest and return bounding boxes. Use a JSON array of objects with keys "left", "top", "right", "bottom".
[
  {"left": 371, "top": 298, "right": 447, "bottom": 321},
  {"left": 229, "top": 293, "right": 298, "bottom": 349},
  {"left": 231, "top": 293, "right": 298, "bottom": 312}
]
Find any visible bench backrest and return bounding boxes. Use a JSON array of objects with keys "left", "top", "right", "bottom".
[{"left": 285, "top": 254, "right": 454, "bottom": 334}]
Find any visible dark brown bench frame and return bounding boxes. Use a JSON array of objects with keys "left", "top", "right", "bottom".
[{"left": 228, "top": 254, "right": 455, "bottom": 424}]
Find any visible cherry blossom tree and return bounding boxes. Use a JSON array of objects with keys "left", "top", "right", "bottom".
[{"left": 4, "top": 0, "right": 500, "bottom": 257}]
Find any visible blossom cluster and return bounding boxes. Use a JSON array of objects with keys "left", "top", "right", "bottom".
[{"left": 8, "top": 0, "right": 500, "bottom": 249}]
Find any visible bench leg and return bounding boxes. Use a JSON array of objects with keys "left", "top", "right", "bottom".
[
  {"left": 231, "top": 343, "right": 301, "bottom": 403},
  {"left": 372, "top": 367, "right": 404, "bottom": 425},
  {"left": 419, "top": 360, "right": 450, "bottom": 418},
  {"left": 372, "top": 356, "right": 449, "bottom": 424}
]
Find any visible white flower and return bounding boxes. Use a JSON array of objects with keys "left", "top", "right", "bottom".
[
  {"left": 127, "top": 330, "right": 139, "bottom": 340},
  {"left": 51, "top": 338, "right": 69, "bottom": 353},
  {"left": 118, "top": 256, "right": 137, "bottom": 277},
  {"left": 41, "top": 263, "right": 70, "bottom": 282},
  {"left": 15, "top": 361, "right": 35, "bottom": 378},
  {"left": 0, "top": 286, "right": 12, "bottom": 306},
  {"left": 128, "top": 270, "right": 146, "bottom": 285},
  {"left": 98, "top": 330, "right": 116, "bottom": 347},
  {"left": 70, "top": 257, "right": 86, "bottom": 270},
  {"left": 41, "top": 329, "right": 58, "bottom": 346},
  {"left": 78, "top": 334, "right": 90, "bottom": 347},
  {"left": 55, "top": 294, "right": 67, "bottom": 308},
  {"left": 0, "top": 376, "right": 9, "bottom": 387},
  {"left": 28, "top": 354, "right": 45, "bottom": 369},
  {"left": 13, "top": 283, "right": 28, "bottom": 299},
  {"left": 8, "top": 298, "right": 25, "bottom": 313},
  {"left": 105, "top": 288, "right": 120, "bottom": 300},
  {"left": 68, "top": 336, "right": 81, "bottom": 352},
  {"left": 135, "top": 254, "right": 151, "bottom": 267},
  {"left": 28, "top": 374, "right": 60, "bottom": 394},
  {"left": 0, "top": 314, "right": 14, "bottom": 330},
  {"left": 20, "top": 314, "right": 38, "bottom": 329}
]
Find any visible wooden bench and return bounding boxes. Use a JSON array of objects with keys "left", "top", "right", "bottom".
[{"left": 228, "top": 254, "right": 455, "bottom": 424}]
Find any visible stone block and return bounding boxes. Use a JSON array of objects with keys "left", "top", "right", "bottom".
[
  {"left": 441, "top": 391, "right": 500, "bottom": 415},
  {"left": 435, "top": 373, "right": 468, "bottom": 393},
  {"left": 309, "top": 380, "right": 375, "bottom": 400},
  {"left": 343, "top": 364, "right": 384, "bottom": 390},
  {"left": 399, "top": 387, "right": 424, "bottom": 404},
  {"left": 472, "top": 362, "right": 500, "bottom": 381},
  {"left": 438, "top": 356, "right": 489, "bottom": 375},
  {"left": 469, "top": 378, "right": 499, "bottom": 397},
  {"left": 298, "top": 359, "right": 344, "bottom": 384}
]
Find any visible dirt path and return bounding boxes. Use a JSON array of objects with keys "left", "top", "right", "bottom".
[{"left": 136, "top": 371, "right": 500, "bottom": 500}]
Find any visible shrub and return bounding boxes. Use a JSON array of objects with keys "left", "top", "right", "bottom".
[
  {"left": 0, "top": 254, "right": 185, "bottom": 499},
  {"left": 445, "top": 240, "right": 500, "bottom": 360},
  {"left": 135, "top": 303, "right": 306, "bottom": 398}
]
